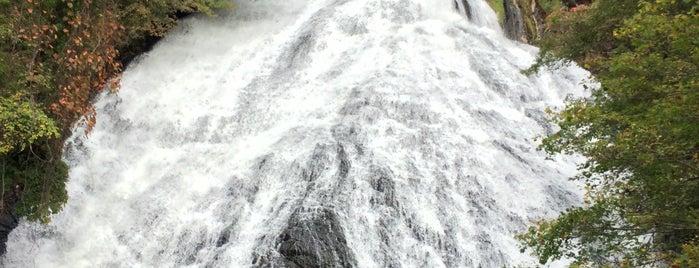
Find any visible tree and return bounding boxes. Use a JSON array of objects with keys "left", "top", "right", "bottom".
[
  {"left": 0, "top": 0, "right": 232, "bottom": 223},
  {"left": 519, "top": 0, "right": 699, "bottom": 266}
]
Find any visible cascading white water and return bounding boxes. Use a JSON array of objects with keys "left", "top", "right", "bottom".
[
  {"left": 454, "top": 0, "right": 502, "bottom": 32},
  {"left": 3, "top": 0, "right": 591, "bottom": 267}
]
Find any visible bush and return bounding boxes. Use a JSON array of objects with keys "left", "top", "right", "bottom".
[
  {"left": 520, "top": 0, "right": 699, "bottom": 266},
  {"left": 0, "top": 0, "right": 231, "bottom": 222}
]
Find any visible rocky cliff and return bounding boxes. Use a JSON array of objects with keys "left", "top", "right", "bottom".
[{"left": 502, "top": 0, "right": 548, "bottom": 43}]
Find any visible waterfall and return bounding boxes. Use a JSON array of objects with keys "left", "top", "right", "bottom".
[
  {"left": 3, "top": 0, "right": 590, "bottom": 267},
  {"left": 454, "top": 0, "right": 502, "bottom": 32}
]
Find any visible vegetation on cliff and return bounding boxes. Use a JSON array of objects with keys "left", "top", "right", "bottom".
[
  {"left": 0, "top": 0, "right": 231, "bottom": 223},
  {"left": 519, "top": 0, "right": 699, "bottom": 266},
  {"left": 486, "top": 0, "right": 563, "bottom": 42}
]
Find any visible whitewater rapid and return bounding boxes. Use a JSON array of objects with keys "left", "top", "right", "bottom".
[{"left": 4, "top": 0, "right": 590, "bottom": 267}]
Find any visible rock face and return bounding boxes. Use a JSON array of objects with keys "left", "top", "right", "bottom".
[
  {"left": 503, "top": 0, "right": 548, "bottom": 43},
  {"left": 277, "top": 208, "right": 355, "bottom": 268},
  {"left": 503, "top": 0, "right": 526, "bottom": 41},
  {"left": 0, "top": 185, "right": 22, "bottom": 255},
  {"left": 454, "top": 0, "right": 472, "bottom": 19},
  {"left": 0, "top": 210, "right": 18, "bottom": 255}
]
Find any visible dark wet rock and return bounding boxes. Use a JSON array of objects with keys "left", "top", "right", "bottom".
[
  {"left": 454, "top": 0, "right": 472, "bottom": 19},
  {"left": 369, "top": 171, "right": 398, "bottom": 208},
  {"left": 0, "top": 209, "right": 18, "bottom": 255},
  {"left": 337, "top": 146, "right": 350, "bottom": 179},
  {"left": 216, "top": 227, "right": 232, "bottom": 247},
  {"left": 0, "top": 184, "right": 22, "bottom": 255},
  {"left": 277, "top": 208, "right": 355, "bottom": 268},
  {"left": 504, "top": 0, "right": 526, "bottom": 41},
  {"left": 302, "top": 144, "right": 333, "bottom": 183}
]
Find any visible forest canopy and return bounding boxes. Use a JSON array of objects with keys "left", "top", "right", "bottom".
[{"left": 518, "top": 0, "right": 699, "bottom": 267}]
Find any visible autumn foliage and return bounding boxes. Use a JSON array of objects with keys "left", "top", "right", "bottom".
[{"left": 0, "top": 0, "right": 231, "bottom": 222}]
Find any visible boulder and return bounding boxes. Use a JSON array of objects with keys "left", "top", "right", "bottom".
[{"left": 277, "top": 207, "right": 355, "bottom": 268}]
